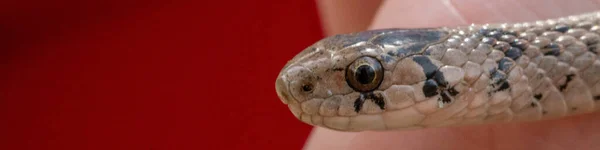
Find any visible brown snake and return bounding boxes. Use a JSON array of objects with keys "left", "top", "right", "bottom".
[{"left": 275, "top": 11, "right": 600, "bottom": 132}]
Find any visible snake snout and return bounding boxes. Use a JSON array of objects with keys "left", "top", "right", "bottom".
[{"left": 275, "top": 75, "right": 292, "bottom": 105}]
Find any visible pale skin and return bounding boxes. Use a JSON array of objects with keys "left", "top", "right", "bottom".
[{"left": 305, "top": 0, "right": 600, "bottom": 149}]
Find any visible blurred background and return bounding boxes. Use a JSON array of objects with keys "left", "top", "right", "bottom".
[{"left": 0, "top": 0, "right": 384, "bottom": 149}]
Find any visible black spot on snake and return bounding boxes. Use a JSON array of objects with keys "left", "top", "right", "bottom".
[
  {"left": 594, "top": 96, "right": 600, "bottom": 101},
  {"left": 481, "top": 28, "right": 502, "bottom": 38},
  {"left": 487, "top": 30, "right": 503, "bottom": 39},
  {"left": 497, "top": 57, "right": 515, "bottom": 72},
  {"left": 553, "top": 24, "right": 570, "bottom": 33},
  {"left": 423, "top": 79, "right": 439, "bottom": 97},
  {"left": 504, "top": 47, "right": 523, "bottom": 60},
  {"left": 412, "top": 55, "right": 438, "bottom": 79},
  {"left": 490, "top": 69, "right": 509, "bottom": 92},
  {"left": 497, "top": 82, "right": 511, "bottom": 92},
  {"left": 534, "top": 93, "right": 543, "bottom": 100},
  {"left": 543, "top": 43, "right": 561, "bottom": 56},
  {"left": 558, "top": 74, "right": 575, "bottom": 91},
  {"left": 530, "top": 102, "right": 537, "bottom": 107},
  {"left": 510, "top": 39, "right": 529, "bottom": 50}
]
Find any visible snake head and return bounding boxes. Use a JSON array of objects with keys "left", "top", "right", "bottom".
[
  {"left": 276, "top": 29, "right": 450, "bottom": 131},
  {"left": 274, "top": 31, "right": 401, "bottom": 131}
]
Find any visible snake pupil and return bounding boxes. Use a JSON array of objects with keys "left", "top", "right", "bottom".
[{"left": 356, "top": 65, "right": 375, "bottom": 84}]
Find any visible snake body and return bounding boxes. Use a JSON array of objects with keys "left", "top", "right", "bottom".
[{"left": 275, "top": 11, "right": 600, "bottom": 132}]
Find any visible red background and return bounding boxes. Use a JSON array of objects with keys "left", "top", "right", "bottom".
[{"left": 0, "top": 0, "right": 321, "bottom": 149}]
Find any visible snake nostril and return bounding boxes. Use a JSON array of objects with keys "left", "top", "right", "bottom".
[{"left": 276, "top": 76, "right": 292, "bottom": 104}]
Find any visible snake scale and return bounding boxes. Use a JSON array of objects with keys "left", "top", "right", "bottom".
[{"left": 275, "top": 11, "right": 600, "bottom": 132}]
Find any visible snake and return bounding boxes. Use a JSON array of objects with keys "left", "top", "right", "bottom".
[{"left": 275, "top": 11, "right": 600, "bottom": 132}]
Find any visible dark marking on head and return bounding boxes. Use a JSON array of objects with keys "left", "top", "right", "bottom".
[
  {"left": 534, "top": 93, "right": 543, "bottom": 100},
  {"left": 366, "top": 92, "right": 385, "bottom": 110},
  {"left": 354, "top": 92, "right": 386, "bottom": 112},
  {"left": 530, "top": 102, "right": 537, "bottom": 107},
  {"left": 354, "top": 95, "right": 365, "bottom": 112},
  {"left": 544, "top": 43, "right": 562, "bottom": 56},
  {"left": 542, "top": 111, "right": 548, "bottom": 114},
  {"left": 433, "top": 70, "right": 448, "bottom": 88},
  {"left": 572, "top": 107, "right": 578, "bottom": 111},
  {"left": 412, "top": 55, "right": 438, "bottom": 79},
  {"left": 423, "top": 79, "right": 439, "bottom": 97},
  {"left": 448, "top": 87, "right": 459, "bottom": 96},
  {"left": 558, "top": 74, "right": 575, "bottom": 91},
  {"left": 440, "top": 92, "right": 452, "bottom": 103}
]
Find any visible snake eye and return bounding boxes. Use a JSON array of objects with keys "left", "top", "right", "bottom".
[
  {"left": 301, "top": 84, "right": 313, "bottom": 92},
  {"left": 345, "top": 56, "right": 384, "bottom": 92}
]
